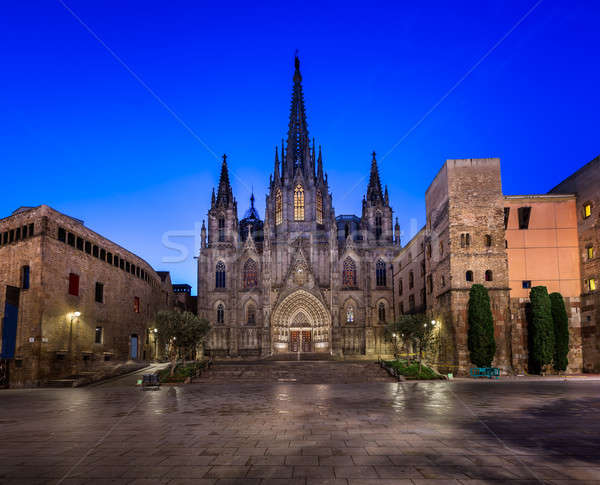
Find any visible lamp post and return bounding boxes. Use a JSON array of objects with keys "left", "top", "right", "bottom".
[
  {"left": 69, "top": 311, "right": 81, "bottom": 373},
  {"left": 153, "top": 328, "right": 158, "bottom": 360}
]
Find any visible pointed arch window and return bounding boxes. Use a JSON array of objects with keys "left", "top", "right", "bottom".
[
  {"left": 375, "top": 213, "right": 382, "bottom": 240},
  {"left": 378, "top": 302, "right": 386, "bottom": 323},
  {"left": 246, "top": 301, "right": 256, "bottom": 325},
  {"left": 375, "top": 259, "right": 387, "bottom": 286},
  {"left": 316, "top": 190, "right": 323, "bottom": 224},
  {"left": 275, "top": 189, "right": 282, "bottom": 225},
  {"left": 216, "top": 303, "right": 224, "bottom": 324},
  {"left": 294, "top": 185, "right": 304, "bottom": 221},
  {"left": 243, "top": 259, "right": 258, "bottom": 288},
  {"left": 343, "top": 257, "right": 356, "bottom": 287},
  {"left": 346, "top": 306, "right": 355, "bottom": 323},
  {"left": 215, "top": 261, "right": 226, "bottom": 288}
]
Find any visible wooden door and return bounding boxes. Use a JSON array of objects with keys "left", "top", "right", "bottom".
[
  {"left": 301, "top": 331, "right": 312, "bottom": 352},
  {"left": 290, "top": 331, "right": 300, "bottom": 352}
]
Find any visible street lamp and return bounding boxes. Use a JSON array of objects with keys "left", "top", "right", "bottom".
[{"left": 152, "top": 328, "right": 158, "bottom": 360}]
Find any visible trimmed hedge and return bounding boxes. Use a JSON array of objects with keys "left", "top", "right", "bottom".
[
  {"left": 550, "top": 292, "right": 569, "bottom": 372},
  {"left": 467, "top": 284, "right": 496, "bottom": 367},
  {"left": 528, "top": 286, "right": 555, "bottom": 374}
]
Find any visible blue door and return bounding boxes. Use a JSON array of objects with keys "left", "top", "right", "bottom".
[
  {"left": 1, "top": 287, "right": 20, "bottom": 359},
  {"left": 130, "top": 335, "right": 138, "bottom": 360}
]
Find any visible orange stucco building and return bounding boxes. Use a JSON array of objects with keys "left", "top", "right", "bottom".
[{"left": 505, "top": 195, "right": 581, "bottom": 299}]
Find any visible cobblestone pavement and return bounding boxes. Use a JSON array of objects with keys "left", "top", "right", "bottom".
[{"left": 1, "top": 377, "right": 600, "bottom": 485}]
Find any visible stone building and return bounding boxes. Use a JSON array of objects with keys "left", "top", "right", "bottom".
[
  {"left": 0, "top": 205, "right": 173, "bottom": 387},
  {"left": 197, "top": 56, "right": 598, "bottom": 373},
  {"left": 550, "top": 155, "right": 600, "bottom": 371},
  {"left": 402, "top": 159, "right": 584, "bottom": 374},
  {"left": 197, "top": 56, "right": 401, "bottom": 358}
]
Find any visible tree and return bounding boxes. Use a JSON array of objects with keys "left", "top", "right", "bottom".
[
  {"left": 467, "top": 284, "right": 496, "bottom": 367},
  {"left": 386, "top": 313, "right": 437, "bottom": 375},
  {"left": 154, "top": 310, "right": 211, "bottom": 376},
  {"left": 528, "top": 286, "right": 555, "bottom": 374},
  {"left": 550, "top": 292, "right": 569, "bottom": 372}
]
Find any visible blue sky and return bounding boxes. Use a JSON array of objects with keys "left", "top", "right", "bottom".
[{"left": 1, "top": 1, "right": 598, "bottom": 293}]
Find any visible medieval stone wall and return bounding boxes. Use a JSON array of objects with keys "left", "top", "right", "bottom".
[{"left": 0, "top": 205, "right": 172, "bottom": 387}]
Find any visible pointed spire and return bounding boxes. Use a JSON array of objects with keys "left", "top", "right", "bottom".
[
  {"left": 317, "top": 145, "right": 323, "bottom": 181},
  {"left": 366, "top": 151, "right": 384, "bottom": 206},
  {"left": 274, "top": 146, "right": 280, "bottom": 181},
  {"left": 394, "top": 217, "right": 401, "bottom": 246},
  {"left": 384, "top": 185, "right": 389, "bottom": 205},
  {"left": 201, "top": 219, "right": 207, "bottom": 248},
  {"left": 211, "top": 188, "right": 216, "bottom": 207},
  {"left": 285, "top": 52, "right": 310, "bottom": 178},
  {"left": 216, "top": 153, "right": 234, "bottom": 207}
]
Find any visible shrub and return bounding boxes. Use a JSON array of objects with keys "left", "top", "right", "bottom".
[
  {"left": 550, "top": 292, "right": 569, "bottom": 372},
  {"left": 528, "top": 286, "right": 555, "bottom": 374},
  {"left": 467, "top": 284, "right": 496, "bottom": 367}
]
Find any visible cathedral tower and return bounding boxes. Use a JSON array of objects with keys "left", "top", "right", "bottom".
[
  {"left": 266, "top": 55, "right": 333, "bottom": 240},
  {"left": 361, "top": 151, "right": 394, "bottom": 244},
  {"left": 207, "top": 155, "right": 238, "bottom": 247}
]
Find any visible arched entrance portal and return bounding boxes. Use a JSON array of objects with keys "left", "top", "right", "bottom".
[{"left": 271, "top": 290, "right": 331, "bottom": 354}]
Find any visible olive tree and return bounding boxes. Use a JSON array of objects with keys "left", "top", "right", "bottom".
[{"left": 154, "top": 310, "right": 210, "bottom": 376}]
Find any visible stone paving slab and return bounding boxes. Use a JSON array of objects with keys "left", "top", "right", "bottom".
[{"left": 0, "top": 379, "right": 600, "bottom": 484}]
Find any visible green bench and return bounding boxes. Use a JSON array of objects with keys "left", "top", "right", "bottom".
[{"left": 470, "top": 367, "right": 500, "bottom": 379}]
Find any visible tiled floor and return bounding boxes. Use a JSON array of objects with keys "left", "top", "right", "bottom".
[{"left": 1, "top": 374, "right": 600, "bottom": 484}]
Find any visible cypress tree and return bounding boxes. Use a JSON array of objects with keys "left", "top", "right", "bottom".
[
  {"left": 528, "top": 286, "right": 555, "bottom": 374},
  {"left": 550, "top": 292, "right": 569, "bottom": 372},
  {"left": 467, "top": 284, "right": 496, "bottom": 367}
]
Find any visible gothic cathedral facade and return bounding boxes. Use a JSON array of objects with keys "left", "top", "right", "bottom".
[{"left": 197, "top": 56, "right": 401, "bottom": 357}]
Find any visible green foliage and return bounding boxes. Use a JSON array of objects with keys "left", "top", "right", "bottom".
[
  {"left": 383, "top": 360, "right": 443, "bottom": 380},
  {"left": 154, "top": 310, "right": 211, "bottom": 374},
  {"left": 528, "top": 286, "right": 555, "bottom": 374},
  {"left": 158, "top": 361, "right": 209, "bottom": 383},
  {"left": 386, "top": 314, "right": 435, "bottom": 355},
  {"left": 467, "top": 284, "right": 496, "bottom": 367},
  {"left": 550, "top": 292, "right": 569, "bottom": 372}
]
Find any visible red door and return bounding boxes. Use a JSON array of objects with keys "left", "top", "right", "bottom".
[
  {"left": 301, "top": 331, "right": 312, "bottom": 352},
  {"left": 290, "top": 331, "right": 300, "bottom": 352}
]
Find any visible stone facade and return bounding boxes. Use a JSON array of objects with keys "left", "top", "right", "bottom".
[
  {"left": 423, "top": 159, "right": 512, "bottom": 373},
  {"left": 0, "top": 205, "right": 173, "bottom": 387},
  {"left": 196, "top": 57, "right": 596, "bottom": 374},
  {"left": 197, "top": 56, "right": 400, "bottom": 358},
  {"left": 550, "top": 155, "right": 600, "bottom": 371}
]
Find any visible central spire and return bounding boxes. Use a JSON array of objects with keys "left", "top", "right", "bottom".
[{"left": 284, "top": 53, "right": 311, "bottom": 179}]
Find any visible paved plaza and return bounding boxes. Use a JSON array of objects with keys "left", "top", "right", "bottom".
[{"left": 1, "top": 364, "right": 600, "bottom": 485}]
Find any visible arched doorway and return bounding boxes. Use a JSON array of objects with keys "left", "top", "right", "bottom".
[{"left": 271, "top": 290, "right": 331, "bottom": 354}]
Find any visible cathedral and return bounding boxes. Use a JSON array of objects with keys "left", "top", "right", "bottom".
[
  {"left": 198, "top": 55, "right": 596, "bottom": 374},
  {"left": 197, "top": 55, "right": 400, "bottom": 358}
]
